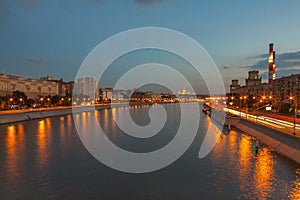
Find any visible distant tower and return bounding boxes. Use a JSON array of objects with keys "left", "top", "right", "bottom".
[{"left": 268, "top": 43, "right": 276, "bottom": 83}]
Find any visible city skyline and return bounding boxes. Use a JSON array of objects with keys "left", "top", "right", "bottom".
[{"left": 1, "top": 1, "right": 300, "bottom": 92}]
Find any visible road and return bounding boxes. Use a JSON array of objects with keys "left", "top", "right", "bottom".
[{"left": 225, "top": 108, "right": 300, "bottom": 138}]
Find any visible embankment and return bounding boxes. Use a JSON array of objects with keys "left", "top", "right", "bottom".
[
  {"left": 235, "top": 119, "right": 300, "bottom": 165},
  {"left": 0, "top": 105, "right": 110, "bottom": 125}
]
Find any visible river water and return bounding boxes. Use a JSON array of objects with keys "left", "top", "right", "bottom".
[{"left": 0, "top": 103, "right": 299, "bottom": 199}]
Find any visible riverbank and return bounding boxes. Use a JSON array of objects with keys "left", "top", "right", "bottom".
[
  {"left": 234, "top": 119, "right": 300, "bottom": 165},
  {"left": 0, "top": 105, "right": 111, "bottom": 125},
  {"left": 0, "top": 102, "right": 186, "bottom": 125}
]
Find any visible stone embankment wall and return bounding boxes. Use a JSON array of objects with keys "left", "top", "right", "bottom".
[
  {"left": 235, "top": 121, "right": 300, "bottom": 165},
  {"left": 0, "top": 106, "right": 110, "bottom": 125}
]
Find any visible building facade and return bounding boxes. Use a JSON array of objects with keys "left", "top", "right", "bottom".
[
  {"left": 73, "top": 77, "right": 99, "bottom": 99},
  {"left": 40, "top": 76, "right": 74, "bottom": 96},
  {"left": 232, "top": 72, "right": 300, "bottom": 109},
  {"left": 0, "top": 74, "right": 58, "bottom": 99}
]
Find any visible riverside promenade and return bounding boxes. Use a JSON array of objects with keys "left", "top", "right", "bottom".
[{"left": 234, "top": 118, "right": 300, "bottom": 165}]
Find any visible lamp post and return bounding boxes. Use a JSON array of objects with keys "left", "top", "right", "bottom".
[
  {"left": 244, "top": 96, "right": 247, "bottom": 118},
  {"left": 19, "top": 98, "right": 23, "bottom": 108},
  {"left": 290, "top": 96, "right": 297, "bottom": 135},
  {"left": 40, "top": 97, "right": 44, "bottom": 108},
  {"left": 9, "top": 98, "right": 13, "bottom": 109},
  {"left": 239, "top": 96, "right": 243, "bottom": 117}
]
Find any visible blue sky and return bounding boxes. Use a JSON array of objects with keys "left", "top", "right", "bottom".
[{"left": 0, "top": 0, "right": 300, "bottom": 92}]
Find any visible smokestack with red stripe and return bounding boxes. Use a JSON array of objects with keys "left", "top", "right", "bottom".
[{"left": 268, "top": 43, "right": 276, "bottom": 83}]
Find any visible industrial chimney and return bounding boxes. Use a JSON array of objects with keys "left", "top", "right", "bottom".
[{"left": 268, "top": 43, "right": 276, "bottom": 83}]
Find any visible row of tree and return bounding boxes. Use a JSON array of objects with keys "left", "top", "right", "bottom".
[
  {"left": 0, "top": 90, "right": 73, "bottom": 110},
  {"left": 226, "top": 93, "right": 293, "bottom": 113}
]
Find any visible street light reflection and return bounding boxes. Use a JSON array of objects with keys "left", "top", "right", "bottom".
[
  {"left": 254, "top": 147, "right": 275, "bottom": 199},
  {"left": 37, "top": 119, "right": 51, "bottom": 167},
  {"left": 290, "top": 169, "right": 300, "bottom": 200},
  {"left": 238, "top": 134, "right": 252, "bottom": 193}
]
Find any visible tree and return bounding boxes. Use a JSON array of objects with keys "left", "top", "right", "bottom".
[
  {"left": 12, "top": 90, "right": 27, "bottom": 101},
  {"left": 51, "top": 95, "right": 61, "bottom": 106},
  {"left": 12, "top": 90, "right": 27, "bottom": 107},
  {"left": 26, "top": 98, "right": 35, "bottom": 108}
]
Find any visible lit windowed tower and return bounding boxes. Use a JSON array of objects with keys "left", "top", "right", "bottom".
[{"left": 268, "top": 43, "right": 276, "bottom": 83}]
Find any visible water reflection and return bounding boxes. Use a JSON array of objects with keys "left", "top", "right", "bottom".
[
  {"left": 103, "top": 109, "right": 109, "bottom": 134},
  {"left": 5, "top": 124, "right": 25, "bottom": 183},
  {"left": 254, "top": 147, "right": 275, "bottom": 199},
  {"left": 60, "top": 117, "right": 66, "bottom": 143},
  {"left": 37, "top": 119, "right": 52, "bottom": 167},
  {"left": 290, "top": 169, "right": 300, "bottom": 200},
  {"left": 110, "top": 108, "right": 117, "bottom": 139},
  {"left": 1, "top": 105, "right": 300, "bottom": 199},
  {"left": 237, "top": 134, "right": 252, "bottom": 197}
]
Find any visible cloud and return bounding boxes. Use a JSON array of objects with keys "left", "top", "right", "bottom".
[
  {"left": 25, "top": 57, "right": 47, "bottom": 64},
  {"left": 135, "top": 0, "right": 172, "bottom": 5},
  {"left": 247, "top": 53, "right": 268, "bottom": 59},
  {"left": 241, "top": 50, "right": 300, "bottom": 72}
]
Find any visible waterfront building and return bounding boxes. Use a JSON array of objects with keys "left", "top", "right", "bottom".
[
  {"left": 40, "top": 76, "right": 74, "bottom": 96},
  {"left": 229, "top": 79, "right": 240, "bottom": 94},
  {"left": 100, "top": 88, "right": 113, "bottom": 102},
  {"left": 232, "top": 72, "right": 300, "bottom": 110},
  {"left": 74, "top": 77, "right": 99, "bottom": 99},
  {"left": 230, "top": 43, "right": 300, "bottom": 110},
  {"left": 0, "top": 73, "right": 58, "bottom": 99}
]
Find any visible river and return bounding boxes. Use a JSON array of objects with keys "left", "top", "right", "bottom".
[{"left": 0, "top": 103, "right": 299, "bottom": 199}]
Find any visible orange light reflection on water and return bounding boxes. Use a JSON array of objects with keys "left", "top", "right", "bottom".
[
  {"left": 290, "top": 169, "right": 300, "bottom": 200},
  {"left": 103, "top": 109, "right": 109, "bottom": 136},
  {"left": 6, "top": 125, "right": 18, "bottom": 180},
  {"left": 253, "top": 147, "right": 275, "bottom": 199},
  {"left": 37, "top": 119, "right": 51, "bottom": 167},
  {"left": 5, "top": 124, "right": 25, "bottom": 182},
  {"left": 237, "top": 134, "right": 252, "bottom": 195}
]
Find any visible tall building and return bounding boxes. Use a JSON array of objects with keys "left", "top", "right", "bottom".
[
  {"left": 268, "top": 43, "right": 276, "bottom": 83},
  {"left": 74, "top": 77, "right": 99, "bottom": 99},
  {"left": 230, "top": 79, "right": 240, "bottom": 94},
  {"left": 246, "top": 70, "right": 262, "bottom": 87}
]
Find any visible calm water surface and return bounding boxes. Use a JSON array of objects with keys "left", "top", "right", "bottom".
[{"left": 0, "top": 103, "right": 300, "bottom": 199}]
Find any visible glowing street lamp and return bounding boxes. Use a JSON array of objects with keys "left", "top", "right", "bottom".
[{"left": 289, "top": 96, "right": 297, "bottom": 136}]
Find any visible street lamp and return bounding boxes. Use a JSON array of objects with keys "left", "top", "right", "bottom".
[
  {"left": 9, "top": 98, "right": 13, "bottom": 109},
  {"left": 239, "top": 96, "right": 243, "bottom": 116},
  {"left": 290, "top": 96, "right": 297, "bottom": 135},
  {"left": 40, "top": 97, "right": 44, "bottom": 108},
  {"left": 244, "top": 96, "right": 247, "bottom": 118}
]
